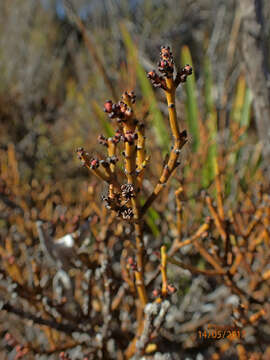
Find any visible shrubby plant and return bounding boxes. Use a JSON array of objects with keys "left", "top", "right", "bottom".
[{"left": 0, "top": 40, "right": 270, "bottom": 360}]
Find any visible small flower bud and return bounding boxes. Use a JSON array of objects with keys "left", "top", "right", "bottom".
[
  {"left": 106, "top": 156, "right": 118, "bottom": 164},
  {"left": 158, "top": 46, "right": 174, "bottom": 77},
  {"left": 100, "top": 160, "right": 109, "bottom": 168},
  {"left": 152, "top": 289, "right": 160, "bottom": 298},
  {"left": 104, "top": 100, "right": 113, "bottom": 113},
  {"left": 90, "top": 159, "right": 99, "bottom": 169},
  {"left": 167, "top": 284, "right": 177, "bottom": 294},
  {"left": 147, "top": 70, "right": 167, "bottom": 90},
  {"left": 122, "top": 91, "right": 136, "bottom": 104},
  {"left": 175, "top": 65, "right": 193, "bottom": 86},
  {"left": 98, "top": 134, "right": 108, "bottom": 147},
  {"left": 121, "top": 183, "right": 135, "bottom": 200}
]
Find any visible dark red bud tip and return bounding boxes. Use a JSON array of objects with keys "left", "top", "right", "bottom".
[
  {"left": 167, "top": 284, "right": 177, "bottom": 294},
  {"left": 15, "top": 345, "right": 22, "bottom": 352},
  {"left": 127, "top": 257, "right": 134, "bottom": 265},
  {"left": 152, "top": 289, "right": 160, "bottom": 297},
  {"left": 4, "top": 333, "right": 11, "bottom": 341},
  {"left": 147, "top": 70, "right": 156, "bottom": 78},
  {"left": 183, "top": 64, "right": 192, "bottom": 75},
  {"left": 90, "top": 159, "right": 99, "bottom": 169},
  {"left": 8, "top": 255, "right": 15, "bottom": 264},
  {"left": 104, "top": 100, "right": 113, "bottom": 113}
]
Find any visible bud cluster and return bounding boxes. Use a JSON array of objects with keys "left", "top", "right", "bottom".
[
  {"left": 104, "top": 99, "right": 133, "bottom": 123},
  {"left": 152, "top": 284, "right": 177, "bottom": 299},
  {"left": 98, "top": 134, "right": 108, "bottom": 147},
  {"left": 89, "top": 158, "right": 99, "bottom": 170},
  {"left": 111, "top": 129, "right": 122, "bottom": 144},
  {"left": 147, "top": 45, "right": 192, "bottom": 89},
  {"left": 121, "top": 183, "right": 135, "bottom": 200},
  {"left": 158, "top": 46, "right": 175, "bottom": 78},
  {"left": 175, "top": 64, "right": 193, "bottom": 86},
  {"left": 147, "top": 70, "right": 167, "bottom": 90},
  {"left": 77, "top": 147, "right": 91, "bottom": 168},
  {"left": 121, "top": 206, "right": 134, "bottom": 220},
  {"left": 127, "top": 256, "right": 137, "bottom": 271},
  {"left": 121, "top": 90, "right": 136, "bottom": 104},
  {"left": 123, "top": 130, "right": 138, "bottom": 144},
  {"left": 102, "top": 195, "right": 134, "bottom": 220},
  {"left": 106, "top": 155, "right": 118, "bottom": 165}
]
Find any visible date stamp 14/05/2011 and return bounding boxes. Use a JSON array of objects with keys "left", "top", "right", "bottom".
[{"left": 197, "top": 324, "right": 244, "bottom": 340}]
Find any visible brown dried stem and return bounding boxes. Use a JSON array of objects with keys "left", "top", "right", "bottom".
[
  {"left": 136, "top": 123, "right": 146, "bottom": 189},
  {"left": 206, "top": 195, "right": 227, "bottom": 242},
  {"left": 160, "top": 245, "right": 168, "bottom": 297},
  {"left": 215, "top": 159, "right": 225, "bottom": 221},
  {"left": 168, "top": 257, "right": 225, "bottom": 276},
  {"left": 169, "top": 221, "right": 210, "bottom": 256},
  {"left": 121, "top": 102, "right": 148, "bottom": 308},
  {"left": 141, "top": 131, "right": 187, "bottom": 216},
  {"left": 76, "top": 148, "right": 120, "bottom": 191}
]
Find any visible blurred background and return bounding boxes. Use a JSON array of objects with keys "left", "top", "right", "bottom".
[{"left": 1, "top": 0, "right": 269, "bottom": 183}]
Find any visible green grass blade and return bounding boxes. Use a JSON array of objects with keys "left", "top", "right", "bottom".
[
  {"left": 204, "top": 56, "right": 214, "bottom": 114},
  {"left": 181, "top": 46, "right": 199, "bottom": 152},
  {"left": 146, "top": 207, "right": 160, "bottom": 237},
  {"left": 225, "top": 77, "right": 252, "bottom": 196},
  {"left": 240, "top": 87, "right": 252, "bottom": 128},
  {"left": 202, "top": 56, "right": 217, "bottom": 187}
]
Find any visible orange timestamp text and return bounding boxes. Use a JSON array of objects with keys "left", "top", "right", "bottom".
[{"left": 197, "top": 325, "right": 244, "bottom": 340}]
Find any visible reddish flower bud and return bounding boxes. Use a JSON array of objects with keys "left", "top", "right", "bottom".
[
  {"left": 175, "top": 64, "right": 193, "bottom": 86},
  {"left": 4, "top": 333, "right": 11, "bottom": 341},
  {"left": 15, "top": 344, "right": 22, "bottom": 352},
  {"left": 183, "top": 64, "right": 192, "bottom": 75},
  {"left": 8, "top": 255, "right": 15, "bottom": 265},
  {"left": 160, "top": 60, "right": 167, "bottom": 68},
  {"left": 167, "top": 284, "right": 177, "bottom": 294},
  {"left": 126, "top": 256, "right": 137, "bottom": 270},
  {"left": 90, "top": 159, "right": 99, "bottom": 169},
  {"left": 127, "top": 257, "right": 134, "bottom": 265},
  {"left": 152, "top": 289, "right": 160, "bottom": 297},
  {"left": 104, "top": 100, "right": 113, "bottom": 113},
  {"left": 59, "top": 352, "right": 66, "bottom": 359}
]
